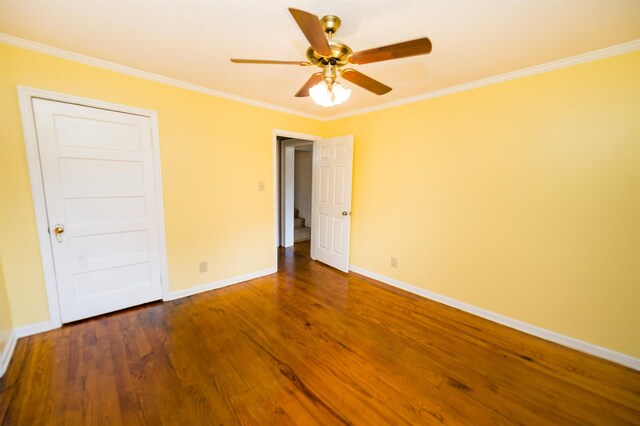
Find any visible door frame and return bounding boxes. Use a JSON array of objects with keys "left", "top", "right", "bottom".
[
  {"left": 272, "top": 129, "right": 320, "bottom": 267},
  {"left": 281, "top": 144, "right": 295, "bottom": 248},
  {"left": 17, "top": 86, "right": 171, "bottom": 328}
]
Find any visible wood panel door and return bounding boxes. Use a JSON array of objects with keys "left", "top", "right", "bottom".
[
  {"left": 311, "top": 136, "right": 353, "bottom": 272},
  {"left": 32, "top": 98, "right": 164, "bottom": 323}
]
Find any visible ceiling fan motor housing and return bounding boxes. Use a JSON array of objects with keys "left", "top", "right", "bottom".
[
  {"left": 306, "top": 40, "right": 352, "bottom": 66},
  {"left": 305, "top": 15, "right": 352, "bottom": 66}
]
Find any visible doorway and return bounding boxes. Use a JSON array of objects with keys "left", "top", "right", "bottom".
[
  {"left": 273, "top": 130, "right": 355, "bottom": 273},
  {"left": 293, "top": 144, "right": 313, "bottom": 244},
  {"left": 273, "top": 130, "right": 319, "bottom": 269},
  {"left": 276, "top": 136, "right": 315, "bottom": 249}
]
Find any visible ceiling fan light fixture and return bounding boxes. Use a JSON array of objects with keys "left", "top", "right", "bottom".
[
  {"left": 309, "top": 80, "right": 351, "bottom": 107},
  {"left": 231, "top": 8, "right": 432, "bottom": 105}
]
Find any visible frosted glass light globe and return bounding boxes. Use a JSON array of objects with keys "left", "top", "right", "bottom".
[
  {"left": 331, "top": 82, "right": 351, "bottom": 105},
  {"left": 309, "top": 81, "right": 351, "bottom": 107}
]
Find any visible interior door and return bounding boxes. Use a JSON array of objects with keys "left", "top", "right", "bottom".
[
  {"left": 32, "top": 98, "right": 163, "bottom": 323},
  {"left": 311, "top": 135, "right": 353, "bottom": 272}
]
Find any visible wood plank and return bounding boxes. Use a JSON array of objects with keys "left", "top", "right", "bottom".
[{"left": 0, "top": 241, "right": 638, "bottom": 424}]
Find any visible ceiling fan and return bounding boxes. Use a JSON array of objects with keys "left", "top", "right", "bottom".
[{"left": 231, "top": 8, "right": 432, "bottom": 107}]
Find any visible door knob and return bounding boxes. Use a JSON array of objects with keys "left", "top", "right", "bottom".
[
  {"left": 341, "top": 211, "right": 351, "bottom": 216},
  {"left": 53, "top": 224, "right": 65, "bottom": 242}
]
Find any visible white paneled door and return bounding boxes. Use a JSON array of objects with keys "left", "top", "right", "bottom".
[
  {"left": 311, "top": 136, "right": 354, "bottom": 272},
  {"left": 32, "top": 98, "right": 163, "bottom": 323}
]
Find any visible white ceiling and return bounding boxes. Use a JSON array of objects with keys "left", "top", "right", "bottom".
[{"left": 1, "top": 0, "right": 639, "bottom": 117}]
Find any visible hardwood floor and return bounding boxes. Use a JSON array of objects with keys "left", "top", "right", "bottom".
[{"left": 1, "top": 241, "right": 639, "bottom": 425}]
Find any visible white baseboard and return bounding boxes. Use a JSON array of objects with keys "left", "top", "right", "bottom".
[
  {"left": 0, "top": 330, "right": 18, "bottom": 378},
  {"left": 14, "top": 321, "right": 56, "bottom": 338},
  {"left": 349, "top": 265, "right": 640, "bottom": 371},
  {"left": 164, "top": 267, "right": 277, "bottom": 301},
  {"left": 5, "top": 268, "right": 277, "bottom": 344}
]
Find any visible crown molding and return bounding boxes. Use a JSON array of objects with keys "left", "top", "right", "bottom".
[
  {"left": 2, "top": 33, "right": 639, "bottom": 123},
  {"left": 0, "top": 33, "right": 323, "bottom": 121},
  {"left": 326, "top": 38, "right": 640, "bottom": 121}
]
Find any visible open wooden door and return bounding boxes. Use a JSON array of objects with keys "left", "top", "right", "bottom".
[{"left": 310, "top": 135, "right": 353, "bottom": 272}]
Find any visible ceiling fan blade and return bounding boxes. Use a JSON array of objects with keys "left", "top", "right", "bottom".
[
  {"left": 288, "top": 8, "right": 333, "bottom": 57},
  {"left": 349, "top": 37, "right": 432, "bottom": 65},
  {"left": 340, "top": 69, "right": 392, "bottom": 95},
  {"left": 295, "top": 73, "right": 323, "bottom": 97},
  {"left": 231, "top": 59, "right": 311, "bottom": 66}
]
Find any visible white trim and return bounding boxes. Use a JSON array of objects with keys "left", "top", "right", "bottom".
[
  {"left": 0, "top": 330, "right": 18, "bottom": 378},
  {"left": 272, "top": 129, "right": 321, "bottom": 269},
  {"left": 349, "top": 265, "right": 640, "bottom": 371},
  {"left": 2, "top": 33, "right": 639, "bottom": 122},
  {"left": 282, "top": 145, "right": 296, "bottom": 247},
  {"left": 0, "top": 33, "right": 320, "bottom": 121},
  {"left": 165, "top": 267, "right": 277, "bottom": 301},
  {"left": 18, "top": 88, "right": 63, "bottom": 329},
  {"left": 151, "top": 118, "right": 172, "bottom": 302},
  {"left": 328, "top": 39, "right": 640, "bottom": 120},
  {"left": 17, "top": 86, "right": 171, "bottom": 326},
  {"left": 11, "top": 267, "right": 278, "bottom": 337},
  {"left": 14, "top": 321, "right": 55, "bottom": 338}
]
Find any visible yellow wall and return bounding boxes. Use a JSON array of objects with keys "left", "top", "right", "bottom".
[
  {"left": 2, "top": 41, "right": 639, "bottom": 359},
  {"left": 0, "top": 43, "right": 322, "bottom": 327},
  {"left": 0, "top": 258, "right": 13, "bottom": 356},
  {"left": 326, "top": 51, "right": 640, "bottom": 357},
  {"left": 0, "top": 115, "right": 14, "bottom": 353},
  {"left": 0, "top": 44, "right": 14, "bottom": 351}
]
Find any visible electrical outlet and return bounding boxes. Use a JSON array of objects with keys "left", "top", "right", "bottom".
[
  {"left": 390, "top": 257, "right": 398, "bottom": 268},
  {"left": 258, "top": 181, "right": 265, "bottom": 191},
  {"left": 199, "top": 261, "right": 208, "bottom": 273}
]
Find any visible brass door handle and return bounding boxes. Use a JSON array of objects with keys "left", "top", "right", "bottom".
[
  {"left": 53, "top": 224, "right": 65, "bottom": 242},
  {"left": 341, "top": 211, "right": 351, "bottom": 216}
]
